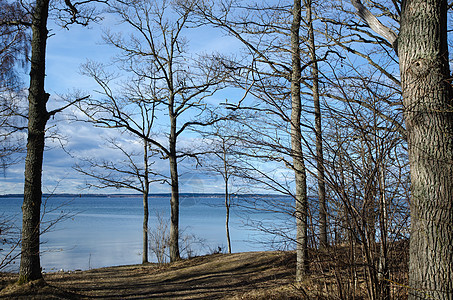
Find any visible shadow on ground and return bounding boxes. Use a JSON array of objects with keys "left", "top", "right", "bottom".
[{"left": 0, "top": 251, "right": 298, "bottom": 299}]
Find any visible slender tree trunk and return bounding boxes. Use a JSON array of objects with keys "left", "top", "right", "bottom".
[
  {"left": 292, "top": 0, "right": 309, "bottom": 282},
  {"left": 142, "top": 140, "right": 150, "bottom": 264},
  {"left": 19, "top": 0, "right": 50, "bottom": 283},
  {"left": 169, "top": 116, "right": 180, "bottom": 262},
  {"left": 399, "top": 1, "right": 453, "bottom": 298},
  {"left": 225, "top": 180, "right": 231, "bottom": 254},
  {"left": 364, "top": 156, "right": 376, "bottom": 249},
  {"left": 222, "top": 141, "right": 232, "bottom": 254},
  {"left": 142, "top": 189, "right": 149, "bottom": 264},
  {"left": 224, "top": 170, "right": 232, "bottom": 254},
  {"left": 142, "top": 188, "right": 149, "bottom": 264},
  {"left": 378, "top": 166, "right": 389, "bottom": 300},
  {"left": 305, "top": 0, "right": 327, "bottom": 249}
]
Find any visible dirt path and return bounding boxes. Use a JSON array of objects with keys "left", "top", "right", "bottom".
[{"left": 0, "top": 251, "right": 300, "bottom": 299}]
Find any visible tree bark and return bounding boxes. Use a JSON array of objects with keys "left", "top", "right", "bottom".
[
  {"left": 378, "top": 166, "right": 389, "bottom": 300},
  {"left": 305, "top": 0, "right": 328, "bottom": 249},
  {"left": 350, "top": 0, "right": 397, "bottom": 48},
  {"left": 225, "top": 179, "right": 231, "bottom": 254},
  {"left": 142, "top": 188, "right": 149, "bottom": 264},
  {"left": 399, "top": 0, "right": 453, "bottom": 298},
  {"left": 169, "top": 115, "right": 180, "bottom": 262},
  {"left": 142, "top": 140, "right": 150, "bottom": 264},
  {"left": 292, "top": 0, "right": 309, "bottom": 282},
  {"left": 19, "top": 0, "right": 50, "bottom": 283},
  {"left": 224, "top": 148, "right": 231, "bottom": 254}
]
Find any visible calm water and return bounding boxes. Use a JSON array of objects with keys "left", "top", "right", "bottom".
[{"left": 1, "top": 194, "right": 293, "bottom": 272}]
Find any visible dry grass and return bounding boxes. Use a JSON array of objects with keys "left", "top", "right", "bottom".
[
  {"left": 0, "top": 247, "right": 408, "bottom": 299},
  {"left": 0, "top": 251, "right": 298, "bottom": 299}
]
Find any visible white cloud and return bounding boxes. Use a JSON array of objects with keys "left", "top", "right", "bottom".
[{"left": 0, "top": 9, "right": 278, "bottom": 196}]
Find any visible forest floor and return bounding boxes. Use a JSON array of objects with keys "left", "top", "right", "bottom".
[{"left": 0, "top": 248, "right": 408, "bottom": 299}]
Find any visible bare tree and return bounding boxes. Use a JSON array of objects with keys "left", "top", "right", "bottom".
[
  {"left": 290, "top": 0, "right": 310, "bottom": 280},
  {"left": 79, "top": 0, "right": 230, "bottom": 262},
  {"left": 74, "top": 134, "right": 161, "bottom": 264},
  {"left": 320, "top": 70, "right": 410, "bottom": 298},
  {"left": 305, "top": 0, "right": 328, "bottom": 249},
  {"left": 309, "top": 3, "right": 407, "bottom": 297},
  {"left": 0, "top": 0, "right": 102, "bottom": 283},
  {"left": 75, "top": 59, "right": 165, "bottom": 264},
  {"left": 346, "top": 1, "right": 453, "bottom": 298},
  {"left": 196, "top": 119, "right": 245, "bottom": 254},
  {"left": 189, "top": 0, "right": 335, "bottom": 279}
]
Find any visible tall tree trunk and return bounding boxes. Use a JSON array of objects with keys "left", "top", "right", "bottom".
[
  {"left": 142, "top": 140, "right": 150, "bottom": 264},
  {"left": 292, "top": 0, "right": 309, "bottom": 282},
  {"left": 378, "top": 166, "right": 389, "bottom": 300},
  {"left": 169, "top": 116, "right": 180, "bottom": 262},
  {"left": 224, "top": 151, "right": 231, "bottom": 254},
  {"left": 225, "top": 179, "right": 231, "bottom": 254},
  {"left": 306, "top": 0, "right": 328, "bottom": 249},
  {"left": 399, "top": 1, "right": 453, "bottom": 298},
  {"left": 19, "top": 0, "right": 50, "bottom": 283},
  {"left": 142, "top": 188, "right": 149, "bottom": 264}
]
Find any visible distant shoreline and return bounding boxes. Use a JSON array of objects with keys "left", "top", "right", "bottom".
[{"left": 0, "top": 193, "right": 290, "bottom": 198}]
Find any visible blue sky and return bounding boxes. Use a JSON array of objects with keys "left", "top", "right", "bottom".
[{"left": 1, "top": 8, "right": 276, "bottom": 195}]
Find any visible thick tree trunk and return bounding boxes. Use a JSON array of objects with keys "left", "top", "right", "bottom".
[
  {"left": 292, "top": 0, "right": 309, "bottom": 282},
  {"left": 399, "top": 0, "right": 453, "bottom": 298},
  {"left": 142, "top": 140, "right": 149, "bottom": 264},
  {"left": 306, "top": 0, "right": 328, "bottom": 249},
  {"left": 169, "top": 118, "right": 180, "bottom": 262},
  {"left": 19, "top": 0, "right": 50, "bottom": 283}
]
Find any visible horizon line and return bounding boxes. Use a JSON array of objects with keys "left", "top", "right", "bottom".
[{"left": 0, "top": 192, "right": 293, "bottom": 198}]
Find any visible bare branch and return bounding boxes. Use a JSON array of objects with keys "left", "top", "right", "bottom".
[
  {"left": 47, "top": 95, "right": 89, "bottom": 118},
  {"left": 350, "top": 0, "right": 398, "bottom": 51}
]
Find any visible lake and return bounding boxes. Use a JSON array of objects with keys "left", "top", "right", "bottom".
[{"left": 0, "top": 194, "right": 294, "bottom": 272}]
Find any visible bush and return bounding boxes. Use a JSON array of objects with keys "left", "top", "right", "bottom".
[{"left": 148, "top": 211, "right": 207, "bottom": 263}]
